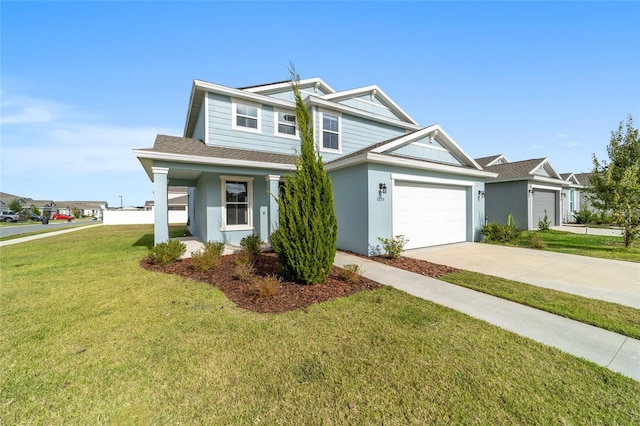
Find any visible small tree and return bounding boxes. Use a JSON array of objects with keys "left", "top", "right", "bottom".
[
  {"left": 270, "top": 67, "right": 338, "bottom": 284},
  {"left": 30, "top": 205, "right": 41, "bottom": 216},
  {"left": 8, "top": 199, "right": 22, "bottom": 212},
  {"left": 590, "top": 115, "right": 640, "bottom": 248}
]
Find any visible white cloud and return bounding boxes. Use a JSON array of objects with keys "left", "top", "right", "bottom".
[
  {"left": 556, "top": 133, "right": 566, "bottom": 139},
  {"left": 0, "top": 93, "right": 69, "bottom": 125},
  {"left": 564, "top": 141, "right": 580, "bottom": 147},
  {"left": 531, "top": 144, "right": 544, "bottom": 150},
  {"left": 0, "top": 92, "right": 180, "bottom": 183}
]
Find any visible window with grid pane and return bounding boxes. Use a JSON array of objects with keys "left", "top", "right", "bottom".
[
  {"left": 235, "top": 103, "right": 258, "bottom": 129},
  {"left": 225, "top": 181, "right": 248, "bottom": 226},
  {"left": 322, "top": 113, "right": 339, "bottom": 150},
  {"left": 277, "top": 111, "right": 296, "bottom": 136}
]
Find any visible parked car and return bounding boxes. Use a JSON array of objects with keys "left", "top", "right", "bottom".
[
  {"left": 0, "top": 211, "right": 25, "bottom": 222},
  {"left": 52, "top": 213, "right": 74, "bottom": 221},
  {"left": 29, "top": 212, "right": 43, "bottom": 221}
]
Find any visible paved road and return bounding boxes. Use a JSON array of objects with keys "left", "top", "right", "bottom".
[{"left": 0, "top": 220, "right": 97, "bottom": 238}]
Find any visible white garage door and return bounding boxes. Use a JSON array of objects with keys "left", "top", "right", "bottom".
[{"left": 393, "top": 181, "right": 467, "bottom": 249}]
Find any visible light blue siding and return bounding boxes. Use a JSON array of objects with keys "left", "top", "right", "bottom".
[
  {"left": 317, "top": 112, "right": 406, "bottom": 162},
  {"left": 391, "top": 139, "right": 463, "bottom": 165},
  {"left": 337, "top": 97, "right": 399, "bottom": 120},
  {"left": 192, "top": 101, "right": 206, "bottom": 141},
  {"left": 207, "top": 93, "right": 300, "bottom": 155}
]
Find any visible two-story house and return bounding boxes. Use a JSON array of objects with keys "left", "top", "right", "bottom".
[{"left": 134, "top": 78, "right": 496, "bottom": 255}]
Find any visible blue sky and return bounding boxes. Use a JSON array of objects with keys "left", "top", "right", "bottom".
[{"left": 2, "top": 1, "right": 639, "bottom": 207}]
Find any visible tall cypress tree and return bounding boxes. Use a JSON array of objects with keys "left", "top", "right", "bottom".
[{"left": 270, "top": 68, "right": 338, "bottom": 284}]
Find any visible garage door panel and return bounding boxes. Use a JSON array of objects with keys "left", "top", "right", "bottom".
[
  {"left": 393, "top": 181, "right": 467, "bottom": 249},
  {"left": 532, "top": 189, "right": 556, "bottom": 227}
]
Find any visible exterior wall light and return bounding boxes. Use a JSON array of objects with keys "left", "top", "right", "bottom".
[
  {"left": 478, "top": 190, "right": 485, "bottom": 198},
  {"left": 379, "top": 183, "right": 387, "bottom": 194},
  {"left": 529, "top": 188, "right": 535, "bottom": 195}
]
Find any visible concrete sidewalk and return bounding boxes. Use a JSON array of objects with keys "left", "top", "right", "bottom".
[
  {"left": 335, "top": 252, "right": 640, "bottom": 382},
  {"left": 0, "top": 224, "right": 103, "bottom": 246},
  {"left": 404, "top": 243, "right": 640, "bottom": 309}
]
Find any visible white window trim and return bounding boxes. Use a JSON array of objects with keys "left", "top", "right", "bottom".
[
  {"left": 320, "top": 110, "right": 341, "bottom": 153},
  {"left": 231, "top": 99, "right": 262, "bottom": 134},
  {"left": 220, "top": 175, "right": 254, "bottom": 231},
  {"left": 273, "top": 109, "right": 298, "bottom": 139}
]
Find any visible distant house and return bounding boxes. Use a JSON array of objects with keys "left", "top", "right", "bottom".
[
  {"left": 144, "top": 187, "right": 188, "bottom": 212},
  {"left": 135, "top": 77, "right": 497, "bottom": 255},
  {"left": 559, "top": 173, "right": 585, "bottom": 222},
  {"left": 0, "top": 192, "right": 106, "bottom": 218},
  {"left": 476, "top": 154, "right": 569, "bottom": 230}
]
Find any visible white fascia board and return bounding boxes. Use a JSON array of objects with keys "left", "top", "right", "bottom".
[
  {"left": 486, "top": 154, "right": 508, "bottom": 166},
  {"left": 528, "top": 158, "right": 562, "bottom": 180},
  {"left": 391, "top": 173, "right": 476, "bottom": 187},
  {"left": 133, "top": 149, "right": 297, "bottom": 172},
  {"left": 320, "top": 85, "right": 418, "bottom": 125},
  {"left": 183, "top": 82, "right": 200, "bottom": 137},
  {"left": 531, "top": 183, "right": 564, "bottom": 192},
  {"left": 242, "top": 78, "right": 335, "bottom": 95},
  {"left": 488, "top": 175, "right": 569, "bottom": 186},
  {"left": 531, "top": 175, "right": 571, "bottom": 186},
  {"left": 371, "top": 124, "right": 483, "bottom": 170},
  {"left": 193, "top": 80, "right": 295, "bottom": 108},
  {"left": 325, "top": 151, "right": 497, "bottom": 179},
  {"left": 305, "top": 96, "right": 422, "bottom": 131}
]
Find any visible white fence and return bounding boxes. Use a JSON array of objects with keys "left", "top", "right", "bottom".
[{"left": 103, "top": 210, "right": 187, "bottom": 225}]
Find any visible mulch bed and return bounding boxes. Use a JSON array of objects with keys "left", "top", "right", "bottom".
[{"left": 140, "top": 251, "right": 459, "bottom": 314}]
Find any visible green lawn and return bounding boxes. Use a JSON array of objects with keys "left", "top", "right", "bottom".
[
  {"left": 1, "top": 225, "right": 639, "bottom": 423},
  {"left": 513, "top": 229, "right": 640, "bottom": 262}
]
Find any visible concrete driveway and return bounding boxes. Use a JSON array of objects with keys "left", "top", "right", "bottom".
[{"left": 404, "top": 243, "right": 640, "bottom": 309}]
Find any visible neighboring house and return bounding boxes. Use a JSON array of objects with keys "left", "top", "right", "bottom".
[
  {"left": 144, "top": 186, "right": 189, "bottom": 212},
  {"left": 0, "top": 192, "right": 106, "bottom": 218},
  {"left": 559, "top": 173, "right": 584, "bottom": 223},
  {"left": 476, "top": 154, "right": 569, "bottom": 230},
  {"left": 55, "top": 201, "right": 107, "bottom": 218},
  {"left": 0, "top": 192, "right": 56, "bottom": 217},
  {"left": 134, "top": 78, "right": 497, "bottom": 255}
]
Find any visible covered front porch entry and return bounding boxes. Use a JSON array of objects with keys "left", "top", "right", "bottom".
[{"left": 152, "top": 163, "right": 289, "bottom": 246}]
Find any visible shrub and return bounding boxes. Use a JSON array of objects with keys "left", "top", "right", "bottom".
[
  {"left": 529, "top": 234, "right": 546, "bottom": 250},
  {"left": 594, "top": 210, "right": 614, "bottom": 225},
  {"left": 191, "top": 240, "right": 225, "bottom": 271},
  {"left": 148, "top": 239, "right": 186, "bottom": 265},
  {"left": 538, "top": 209, "right": 551, "bottom": 231},
  {"left": 481, "top": 223, "right": 522, "bottom": 244},
  {"left": 338, "top": 264, "right": 363, "bottom": 284},
  {"left": 572, "top": 206, "right": 593, "bottom": 224},
  {"left": 240, "top": 234, "right": 264, "bottom": 257},
  {"left": 254, "top": 274, "right": 282, "bottom": 298},
  {"left": 234, "top": 257, "right": 255, "bottom": 282},
  {"left": 378, "top": 235, "right": 409, "bottom": 259}
]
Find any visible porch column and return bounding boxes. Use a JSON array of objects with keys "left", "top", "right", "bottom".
[
  {"left": 153, "top": 167, "right": 169, "bottom": 245},
  {"left": 265, "top": 175, "right": 280, "bottom": 240}
]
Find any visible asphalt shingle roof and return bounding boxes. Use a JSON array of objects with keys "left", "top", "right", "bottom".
[
  {"left": 139, "top": 135, "right": 296, "bottom": 165},
  {"left": 482, "top": 158, "right": 547, "bottom": 180},
  {"left": 574, "top": 172, "right": 592, "bottom": 186},
  {"left": 475, "top": 154, "right": 503, "bottom": 168}
]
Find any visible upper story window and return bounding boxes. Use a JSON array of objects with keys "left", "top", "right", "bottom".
[
  {"left": 275, "top": 110, "right": 297, "bottom": 138},
  {"left": 232, "top": 100, "right": 261, "bottom": 133},
  {"left": 322, "top": 112, "right": 340, "bottom": 151}
]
